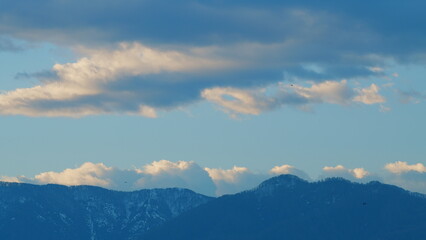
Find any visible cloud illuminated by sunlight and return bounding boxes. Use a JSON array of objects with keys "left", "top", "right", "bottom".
[
  {"left": 322, "top": 165, "right": 370, "bottom": 180},
  {"left": 0, "top": 43, "right": 232, "bottom": 117},
  {"left": 3, "top": 160, "right": 426, "bottom": 195},
  {"left": 385, "top": 161, "right": 426, "bottom": 174},
  {"left": 202, "top": 80, "right": 386, "bottom": 116}
]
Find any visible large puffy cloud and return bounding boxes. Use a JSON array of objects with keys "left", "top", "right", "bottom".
[
  {"left": 0, "top": 41, "right": 387, "bottom": 117},
  {"left": 34, "top": 162, "right": 112, "bottom": 187},
  {"left": 32, "top": 162, "right": 143, "bottom": 192},
  {"left": 1, "top": 161, "right": 216, "bottom": 196},
  {"left": 384, "top": 161, "right": 426, "bottom": 194},
  {"left": 0, "top": 43, "right": 233, "bottom": 117},
  {"left": 385, "top": 161, "right": 426, "bottom": 174},
  {"left": 1, "top": 0, "right": 420, "bottom": 117}
]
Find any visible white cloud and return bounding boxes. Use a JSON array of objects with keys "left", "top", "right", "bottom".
[
  {"left": 384, "top": 161, "right": 426, "bottom": 194},
  {"left": 135, "top": 160, "right": 216, "bottom": 196},
  {"left": 138, "top": 160, "right": 195, "bottom": 175},
  {"left": 0, "top": 40, "right": 389, "bottom": 118},
  {"left": 2, "top": 160, "right": 217, "bottom": 195},
  {"left": 269, "top": 164, "right": 311, "bottom": 180},
  {"left": 352, "top": 168, "right": 370, "bottom": 179},
  {"left": 321, "top": 165, "right": 371, "bottom": 181},
  {"left": 202, "top": 80, "right": 385, "bottom": 116},
  {"left": 353, "top": 84, "right": 386, "bottom": 104},
  {"left": 0, "top": 176, "right": 22, "bottom": 183},
  {"left": 0, "top": 42, "right": 232, "bottom": 117},
  {"left": 295, "top": 81, "right": 386, "bottom": 106},
  {"left": 205, "top": 166, "right": 250, "bottom": 183},
  {"left": 1, "top": 160, "right": 217, "bottom": 196},
  {"left": 201, "top": 87, "right": 273, "bottom": 116},
  {"left": 9, "top": 160, "right": 426, "bottom": 196},
  {"left": 138, "top": 105, "right": 158, "bottom": 118},
  {"left": 0, "top": 1, "right": 415, "bottom": 119},
  {"left": 270, "top": 164, "right": 294, "bottom": 175},
  {"left": 385, "top": 161, "right": 426, "bottom": 174},
  {"left": 44, "top": 161, "right": 285, "bottom": 196},
  {"left": 204, "top": 164, "right": 311, "bottom": 195},
  {"left": 34, "top": 162, "right": 113, "bottom": 187},
  {"left": 67, "top": 42, "right": 229, "bottom": 78},
  {"left": 293, "top": 80, "right": 354, "bottom": 105}
]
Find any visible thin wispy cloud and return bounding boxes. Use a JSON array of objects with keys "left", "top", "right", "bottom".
[
  {"left": 0, "top": 36, "right": 26, "bottom": 52},
  {"left": 202, "top": 81, "right": 386, "bottom": 116},
  {"left": 397, "top": 90, "right": 426, "bottom": 104}
]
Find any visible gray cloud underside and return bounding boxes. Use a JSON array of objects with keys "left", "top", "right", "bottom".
[
  {"left": 2, "top": 0, "right": 425, "bottom": 54},
  {"left": 4, "top": 68, "right": 288, "bottom": 116},
  {"left": 0, "top": 1, "right": 416, "bottom": 116},
  {"left": 2, "top": 0, "right": 426, "bottom": 67}
]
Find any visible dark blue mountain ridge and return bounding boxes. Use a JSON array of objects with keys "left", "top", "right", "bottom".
[
  {"left": 1, "top": 175, "right": 426, "bottom": 240},
  {"left": 142, "top": 174, "right": 426, "bottom": 240},
  {"left": 0, "top": 182, "right": 212, "bottom": 240}
]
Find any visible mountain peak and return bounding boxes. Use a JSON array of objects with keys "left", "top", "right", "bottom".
[
  {"left": 250, "top": 174, "right": 308, "bottom": 196},
  {"left": 257, "top": 174, "right": 307, "bottom": 188},
  {"left": 143, "top": 175, "right": 426, "bottom": 240},
  {"left": 0, "top": 183, "right": 212, "bottom": 239}
]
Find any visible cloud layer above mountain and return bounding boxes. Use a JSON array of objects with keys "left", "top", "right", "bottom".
[
  {"left": 384, "top": 162, "right": 426, "bottom": 194},
  {"left": 2, "top": 160, "right": 425, "bottom": 195},
  {"left": 2, "top": 0, "right": 421, "bottom": 117}
]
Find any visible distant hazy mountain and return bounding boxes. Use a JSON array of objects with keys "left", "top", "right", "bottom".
[
  {"left": 142, "top": 175, "right": 426, "bottom": 240},
  {"left": 0, "top": 182, "right": 212, "bottom": 240}
]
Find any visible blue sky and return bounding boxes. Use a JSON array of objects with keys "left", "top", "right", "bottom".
[{"left": 0, "top": 0, "right": 425, "bottom": 195}]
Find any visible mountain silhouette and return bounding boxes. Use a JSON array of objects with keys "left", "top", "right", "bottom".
[
  {"left": 1, "top": 175, "right": 425, "bottom": 239},
  {"left": 0, "top": 182, "right": 211, "bottom": 239},
  {"left": 143, "top": 175, "right": 426, "bottom": 240}
]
